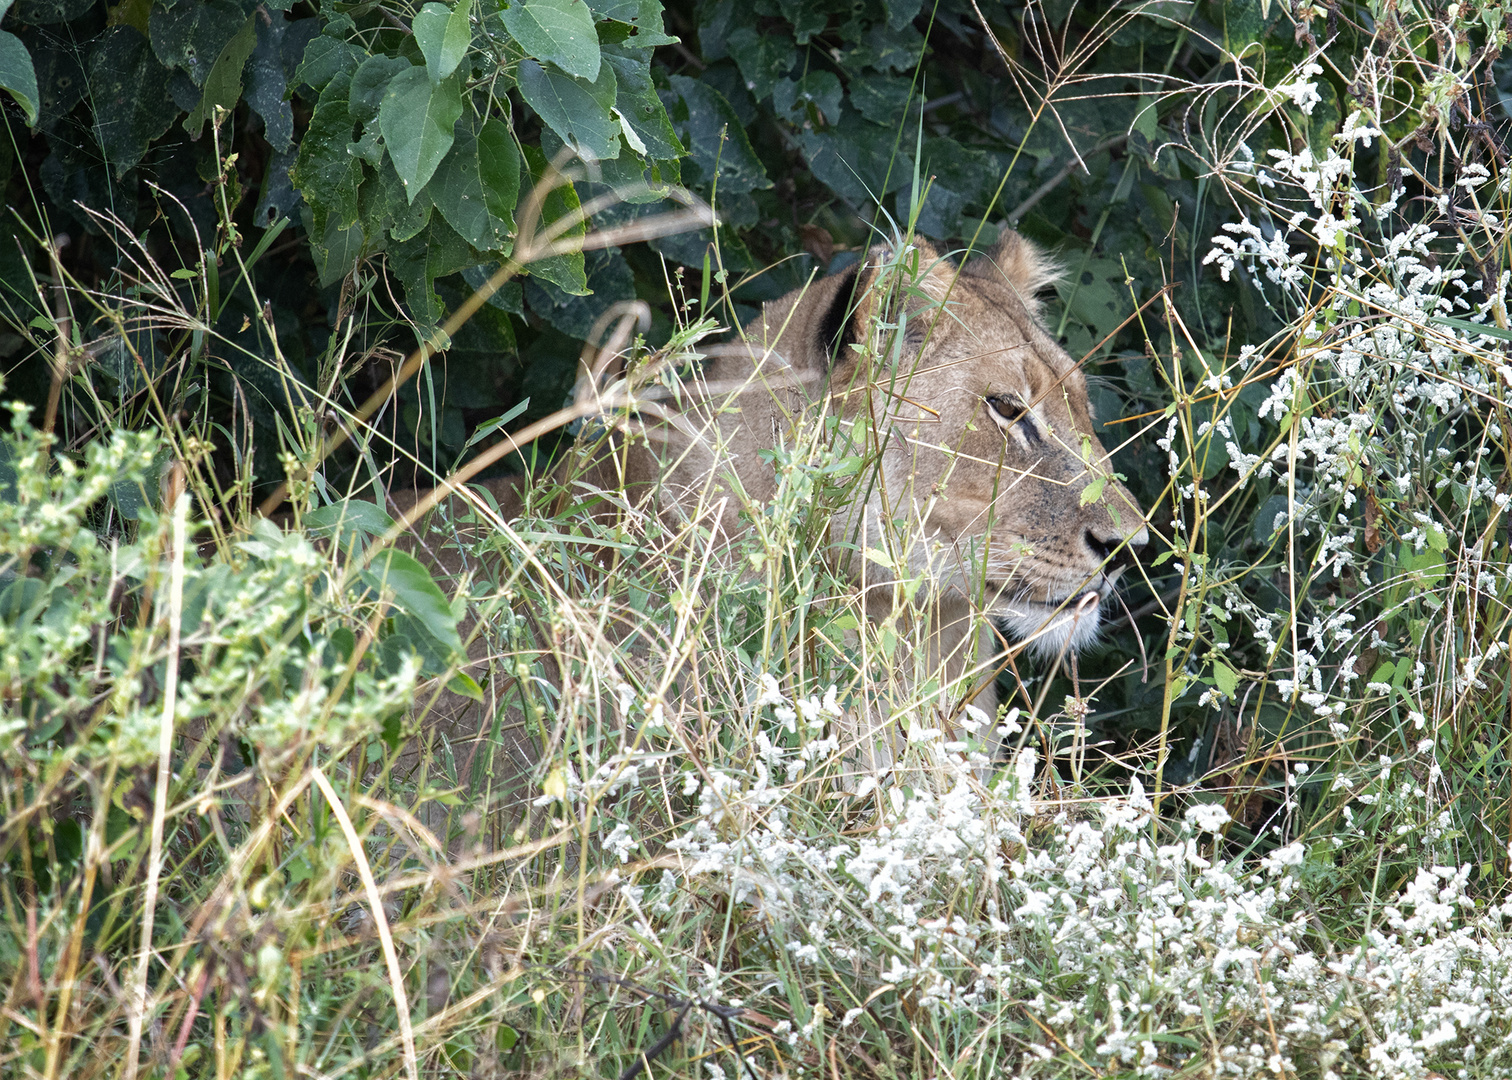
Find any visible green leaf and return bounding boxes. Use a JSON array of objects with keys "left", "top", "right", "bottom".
[
  {"left": 476, "top": 119, "right": 520, "bottom": 237},
  {"left": 725, "top": 23, "right": 793, "bottom": 101},
  {"left": 604, "top": 49, "right": 680, "bottom": 160},
  {"left": 524, "top": 246, "right": 634, "bottom": 339},
  {"left": 431, "top": 127, "right": 512, "bottom": 249},
  {"left": 184, "top": 14, "right": 256, "bottom": 136},
  {"left": 520, "top": 145, "right": 587, "bottom": 293},
  {"left": 413, "top": 0, "right": 472, "bottom": 83},
  {"left": 364, "top": 548, "right": 463, "bottom": 658},
  {"left": 1211, "top": 661, "right": 1238, "bottom": 698},
  {"left": 0, "top": 31, "right": 39, "bottom": 126},
  {"left": 379, "top": 66, "right": 463, "bottom": 202},
  {"left": 799, "top": 114, "right": 912, "bottom": 205},
  {"left": 147, "top": 0, "right": 242, "bottom": 86},
  {"left": 1425, "top": 523, "right": 1449, "bottom": 553},
  {"left": 663, "top": 75, "right": 769, "bottom": 195},
  {"left": 9, "top": 0, "right": 93, "bottom": 24},
  {"left": 1223, "top": 0, "right": 1267, "bottom": 52},
  {"left": 306, "top": 498, "right": 397, "bottom": 553},
  {"left": 350, "top": 54, "right": 411, "bottom": 124},
  {"left": 448, "top": 671, "right": 484, "bottom": 701},
  {"left": 593, "top": 0, "right": 677, "bottom": 46},
  {"left": 88, "top": 26, "right": 179, "bottom": 176},
  {"left": 501, "top": 0, "right": 600, "bottom": 80},
  {"left": 293, "top": 35, "right": 362, "bottom": 92},
  {"left": 290, "top": 71, "right": 363, "bottom": 235},
  {"left": 245, "top": 13, "right": 296, "bottom": 152},
  {"left": 1079, "top": 475, "right": 1106, "bottom": 507},
  {"left": 387, "top": 212, "right": 475, "bottom": 325},
  {"left": 368, "top": 157, "right": 436, "bottom": 243},
  {"left": 516, "top": 58, "right": 619, "bottom": 162},
  {"left": 771, "top": 70, "right": 841, "bottom": 127}
]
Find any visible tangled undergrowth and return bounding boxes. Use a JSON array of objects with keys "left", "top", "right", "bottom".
[{"left": 7, "top": 0, "right": 1512, "bottom": 1078}]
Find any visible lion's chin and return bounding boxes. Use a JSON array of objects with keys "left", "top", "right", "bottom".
[{"left": 994, "top": 590, "right": 1106, "bottom": 660}]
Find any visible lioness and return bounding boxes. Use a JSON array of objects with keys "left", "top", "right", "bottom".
[{"left": 398, "top": 227, "right": 1147, "bottom": 772}]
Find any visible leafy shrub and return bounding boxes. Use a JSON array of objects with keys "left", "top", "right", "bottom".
[{"left": 4, "top": 0, "right": 1512, "bottom": 1075}]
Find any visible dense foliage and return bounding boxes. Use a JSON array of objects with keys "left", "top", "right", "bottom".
[{"left": 5, "top": 0, "right": 1512, "bottom": 1075}]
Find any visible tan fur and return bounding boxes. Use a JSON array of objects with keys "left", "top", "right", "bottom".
[{"left": 398, "top": 229, "right": 1148, "bottom": 774}]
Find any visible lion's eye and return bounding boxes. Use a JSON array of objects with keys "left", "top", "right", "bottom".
[{"left": 985, "top": 394, "right": 1027, "bottom": 425}]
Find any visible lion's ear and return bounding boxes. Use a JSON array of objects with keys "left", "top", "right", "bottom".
[{"left": 964, "top": 228, "right": 1058, "bottom": 310}]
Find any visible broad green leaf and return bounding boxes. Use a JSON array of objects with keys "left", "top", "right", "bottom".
[
  {"left": 516, "top": 58, "right": 619, "bottom": 162},
  {"left": 306, "top": 499, "right": 397, "bottom": 553},
  {"left": 477, "top": 118, "right": 520, "bottom": 236},
  {"left": 368, "top": 157, "right": 436, "bottom": 243},
  {"left": 1222, "top": 0, "right": 1267, "bottom": 53},
  {"left": 448, "top": 671, "right": 484, "bottom": 701},
  {"left": 379, "top": 65, "right": 463, "bottom": 201},
  {"left": 388, "top": 212, "right": 475, "bottom": 325},
  {"left": 431, "top": 127, "right": 511, "bottom": 249},
  {"left": 147, "top": 0, "right": 242, "bottom": 86},
  {"left": 184, "top": 14, "right": 256, "bottom": 136},
  {"left": 501, "top": 0, "right": 599, "bottom": 80},
  {"left": 245, "top": 13, "right": 295, "bottom": 151},
  {"left": 520, "top": 144, "right": 587, "bottom": 293},
  {"left": 604, "top": 50, "right": 680, "bottom": 160},
  {"left": 10, "top": 0, "right": 93, "bottom": 24},
  {"left": 293, "top": 34, "right": 362, "bottom": 91},
  {"left": 881, "top": 0, "right": 923, "bottom": 30},
  {"left": 799, "top": 114, "right": 911, "bottom": 205},
  {"left": 1211, "top": 661, "right": 1238, "bottom": 697},
  {"left": 1079, "top": 475, "right": 1106, "bottom": 507},
  {"left": 307, "top": 209, "right": 366, "bottom": 287},
  {"left": 413, "top": 0, "right": 472, "bottom": 83},
  {"left": 0, "top": 31, "right": 38, "bottom": 126},
  {"left": 725, "top": 24, "right": 793, "bottom": 101},
  {"left": 771, "top": 70, "right": 841, "bottom": 126},
  {"left": 523, "top": 246, "right": 634, "bottom": 339},
  {"left": 592, "top": 0, "right": 678, "bottom": 46},
  {"left": 29, "top": 36, "right": 86, "bottom": 131},
  {"left": 350, "top": 54, "right": 411, "bottom": 124},
  {"left": 364, "top": 548, "right": 463, "bottom": 658},
  {"left": 88, "top": 26, "right": 179, "bottom": 176},
  {"left": 289, "top": 71, "right": 363, "bottom": 234},
  {"left": 663, "top": 75, "right": 769, "bottom": 195}
]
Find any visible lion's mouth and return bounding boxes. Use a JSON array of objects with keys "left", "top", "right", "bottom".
[{"left": 989, "top": 589, "right": 1109, "bottom": 658}]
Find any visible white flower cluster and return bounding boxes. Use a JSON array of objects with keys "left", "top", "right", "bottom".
[{"left": 651, "top": 761, "right": 1512, "bottom": 1077}]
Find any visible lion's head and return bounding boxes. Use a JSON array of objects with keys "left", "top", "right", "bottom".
[{"left": 735, "top": 230, "right": 1149, "bottom": 659}]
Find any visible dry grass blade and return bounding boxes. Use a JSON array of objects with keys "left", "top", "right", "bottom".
[
  {"left": 123, "top": 479, "right": 188, "bottom": 1080},
  {"left": 310, "top": 765, "right": 420, "bottom": 1080}
]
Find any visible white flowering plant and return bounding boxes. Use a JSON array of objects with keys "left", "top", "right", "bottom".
[{"left": 8, "top": 0, "right": 1512, "bottom": 1077}]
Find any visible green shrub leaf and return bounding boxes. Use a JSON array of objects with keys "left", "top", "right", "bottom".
[
  {"left": 516, "top": 58, "right": 619, "bottom": 162},
  {"left": 0, "top": 30, "right": 39, "bottom": 126},
  {"left": 364, "top": 548, "right": 463, "bottom": 659},
  {"left": 378, "top": 65, "right": 463, "bottom": 201},
  {"left": 184, "top": 14, "right": 256, "bottom": 136},
  {"left": 289, "top": 71, "right": 363, "bottom": 235},
  {"left": 87, "top": 26, "right": 179, "bottom": 176},
  {"left": 413, "top": 0, "right": 472, "bottom": 83},
  {"left": 501, "top": 0, "right": 600, "bottom": 81}
]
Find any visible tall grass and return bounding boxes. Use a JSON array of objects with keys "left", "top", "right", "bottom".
[{"left": 6, "top": 4, "right": 1512, "bottom": 1079}]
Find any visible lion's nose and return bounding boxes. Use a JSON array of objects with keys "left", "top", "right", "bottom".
[{"left": 1084, "top": 526, "right": 1146, "bottom": 574}]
